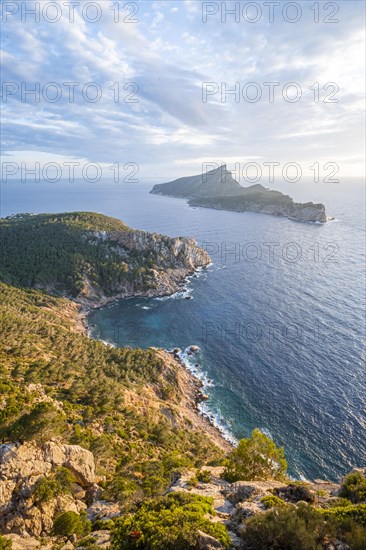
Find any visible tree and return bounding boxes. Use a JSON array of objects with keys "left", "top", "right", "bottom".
[
  {"left": 222, "top": 429, "right": 287, "bottom": 482},
  {"left": 10, "top": 402, "right": 66, "bottom": 444}
]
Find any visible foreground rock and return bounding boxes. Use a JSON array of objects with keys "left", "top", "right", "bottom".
[{"left": 0, "top": 441, "right": 98, "bottom": 538}]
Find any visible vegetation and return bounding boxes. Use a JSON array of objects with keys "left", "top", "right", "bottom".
[
  {"left": 339, "top": 471, "right": 366, "bottom": 503},
  {"left": 1, "top": 211, "right": 365, "bottom": 549},
  {"left": 111, "top": 492, "right": 231, "bottom": 549},
  {"left": 33, "top": 467, "right": 77, "bottom": 504},
  {"left": 222, "top": 429, "right": 287, "bottom": 482},
  {"left": 53, "top": 510, "right": 91, "bottom": 537},
  {"left": 240, "top": 501, "right": 366, "bottom": 549},
  {"left": 0, "top": 536, "right": 12, "bottom": 549},
  {"left": 197, "top": 469, "right": 212, "bottom": 483},
  {"left": 0, "top": 281, "right": 223, "bottom": 508},
  {"left": 260, "top": 494, "right": 287, "bottom": 509},
  {"left": 0, "top": 212, "right": 179, "bottom": 298}
]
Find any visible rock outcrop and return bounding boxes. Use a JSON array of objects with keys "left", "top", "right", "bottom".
[{"left": 0, "top": 441, "right": 96, "bottom": 538}]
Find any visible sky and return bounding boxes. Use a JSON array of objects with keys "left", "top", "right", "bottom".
[{"left": 1, "top": 0, "right": 365, "bottom": 182}]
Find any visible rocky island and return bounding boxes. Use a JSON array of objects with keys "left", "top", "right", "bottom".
[{"left": 150, "top": 165, "right": 327, "bottom": 223}]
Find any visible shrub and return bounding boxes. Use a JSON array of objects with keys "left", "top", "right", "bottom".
[
  {"left": 342, "top": 522, "right": 366, "bottom": 550},
  {"left": 10, "top": 402, "right": 66, "bottom": 444},
  {"left": 187, "top": 475, "right": 199, "bottom": 488},
  {"left": 76, "top": 535, "right": 98, "bottom": 548},
  {"left": 53, "top": 511, "right": 91, "bottom": 538},
  {"left": 111, "top": 492, "right": 231, "bottom": 549},
  {"left": 222, "top": 429, "right": 287, "bottom": 482},
  {"left": 319, "top": 503, "right": 366, "bottom": 527},
  {"left": 339, "top": 472, "right": 366, "bottom": 503},
  {"left": 241, "top": 503, "right": 334, "bottom": 549},
  {"left": 33, "top": 466, "right": 77, "bottom": 503},
  {"left": 92, "top": 519, "right": 115, "bottom": 531},
  {"left": 197, "top": 469, "right": 212, "bottom": 483},
  {"left": 33, "top": 477, "right": 63, "bottom": 504},
  {"left": 260, "top": 494, "right": 287, "bottom": 509},
  {"left": 323, "top": 497, "right": 352, "bottom": 509},
  {"left": 0, "top": 535, "right": 12, "bottom": 549}
]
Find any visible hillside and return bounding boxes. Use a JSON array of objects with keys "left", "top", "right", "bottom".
[
  {"left": 0, "top": 212, "right": 210, "bottom": 307},
  {"left": 150, "top": 166, "right": 327, "bottom": 223}
]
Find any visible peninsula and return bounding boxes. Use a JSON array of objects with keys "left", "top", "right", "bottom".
[{"left": 150, "top": 165, "right": 327, "bottom": 223}]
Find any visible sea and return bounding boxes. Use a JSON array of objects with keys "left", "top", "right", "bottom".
[{"left": 1, "top": 177, "right": 365, "bottom": 481}]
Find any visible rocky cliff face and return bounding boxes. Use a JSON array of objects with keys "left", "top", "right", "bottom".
[
  {"left": 0, "top": 212, "right": 211, "bottom": 309},
  {"left": 151, "top": 166, "right": 328, "bottom": 223},
  {"left": 76, "top": 229, "right": 211, "bottom": 308}
]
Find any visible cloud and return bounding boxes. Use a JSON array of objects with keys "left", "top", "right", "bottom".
[{"left": 1, "top": 0, "right": 364, "bottom": 178}]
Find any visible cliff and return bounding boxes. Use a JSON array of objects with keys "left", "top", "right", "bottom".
[
  {"left": 0, "top": 212, "right": 210, "bottom": 308},
  {"left": 151, "top": 166, "right": 327, "bottom": 223}
]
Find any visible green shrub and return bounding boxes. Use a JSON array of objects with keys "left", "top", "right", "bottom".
[
  {"left": 10, "top": 402, "right": 66, "bottom": 444},
  {"left": 76, "top": 535, "right": 98, "bottom": 548},
  {"left": 33, "top": 477, "right": 63, "bottom": 504},
  {"left": 197, "top": 469, "right": 212, "bottom": 483},
  {"left": 342, "top": 522, "right": 366, "bottom": 550},
  {"left": 187, "top": 475, "right": 199, "bottom": 488},
  {"left": 260, "top": 494, "right": 287, "bottom": 509},
  {"left": 323, "top": 497, "right": 352, "bottom": 509},
  {"left": 222, "top": 429, "right": 287, "bottom": 482},
  {"left": 319, "top": 503, "right": 366, "bottom": 527},
  {"left": 0, "top": 535, "right": 12, "bottom": 549},
  {"left": 339, "top": 472, "right": 366, "bottom": 503},
  {"left": 92, "top": 519, "right": 115, "bottom": 531},
  {"left": 111, "top": 492, "right": 231, "bottom": 549},
  {"left": 241, "top": 503, "right": 334, "bottom": 549},
  {"left": 53, "top": 511, "right": 91, "bottom": 538},
  {"left": 33, "top": 466, "right": 77, "bottom": 503}
]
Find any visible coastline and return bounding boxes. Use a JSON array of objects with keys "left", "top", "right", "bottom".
[{"left": 77, "top": 265, "right": 234, "bottom": 453}]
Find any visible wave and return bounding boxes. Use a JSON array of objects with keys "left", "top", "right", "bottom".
[{"left": 171, "top": 345, "right": 238, "bottom": 446}]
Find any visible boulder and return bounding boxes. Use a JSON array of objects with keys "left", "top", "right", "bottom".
[
  {"left": 62, "top": 444, "right": 95, "bottom": 486},
  {"left": 274, "top": 483, "right": 315, "bottom": 503},
  {"left": 86, "top": 500, "right": 122, "bottom": 521},
  {"left": 197, "top": 530, "right": 224, "bottom": 549}
]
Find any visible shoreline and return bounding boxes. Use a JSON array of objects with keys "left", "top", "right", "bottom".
[{"left": 77, "top": 265, "right": 235, "bottom": 453}]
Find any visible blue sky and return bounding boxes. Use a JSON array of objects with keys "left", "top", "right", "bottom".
[{"left": 1, "top": 0, "right": 365, "bottom": 180}]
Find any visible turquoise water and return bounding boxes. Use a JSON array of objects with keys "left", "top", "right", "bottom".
[{"left": 2, "top": 178, "right": 365, "bottom": 480}]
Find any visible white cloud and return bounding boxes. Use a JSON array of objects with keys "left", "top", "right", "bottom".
[{"left": 1, "top": 0, "right": 364, "bottom": 177}]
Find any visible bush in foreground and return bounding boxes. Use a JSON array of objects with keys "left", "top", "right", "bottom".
[
  {"left": 241, "top": 502, "right": 366, "bottom": 550},
  {"left": 53, "top": 511, "right": 91, "bottom": 538},
  {"left": 339, "top": 472, "right": 366, "bottom": 503},
  {"left": 111, "top": 492, "right": 231, "bottom": 549}
]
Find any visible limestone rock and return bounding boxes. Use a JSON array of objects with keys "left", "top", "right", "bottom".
[
  {"left": 86, "top": 500, "right": 122, "bottom": 521},
  {"left": 0, "top": 441, "right": 96, "bottom": 538},
  {"left": 1, "top": 533, "right": 41, "bottom": 549},
  {"left": 197, "top": 530, "right": 224, "bottom": 549}
]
